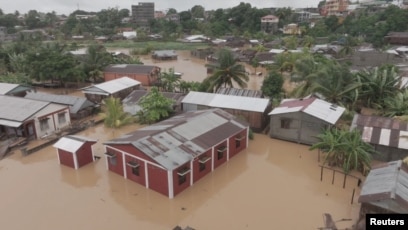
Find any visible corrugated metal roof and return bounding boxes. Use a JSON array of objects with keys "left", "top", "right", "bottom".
[
  {"left": 53, "top": 135, "right": 97, "bottom": 153},
  {"left": 0, "top": 83, "right": 19, "bottom": 95},
  {"left": 215, "top": 87, "right": 263, "bottom": 98},
  {"left": 105, "top": 109, "right": 248, "bottom": 170},
  {"left": 25, "top": 92, "right": 95, "bottom": 114},
  {"left": 104, "top": 64, "right": 157, "bottom": 74},
  {"left": 182, "top": 91, "right": 270, "bottom": 113},
  {"left": 351, "top": 114, "right": 408, "bottom": 150},
  {"left": 152, "top": 50, "right": 177, "bottom": 57},
  {"left": 269, "top": 97, "right": 345, "bottom": 124},
  {"left": 358, "top": 160, "right": 408, "bottom": 213},
  {"left": 81, "top": 77, "right": 141, "bottom": 95},
  {"left": 0, "top": 95, "right": 49, "bottom": 123}
]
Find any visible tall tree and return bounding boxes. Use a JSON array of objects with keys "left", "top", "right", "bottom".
[
  {"left": 310, "top": 128, "right": 377, "bottom": 174},
  {"left": 206, "top": 49, "right": 248, "bottom": 91},
  {"left": 137, "top": 87, "right": 174, "bottom": 124},
  {"left": 80, "top": 44, "right": 113, "bottom": 82},
  {"left": 100, "top": 97, "right": 134, "bottom": 128},
  {"left": 261, "top": 71, "right": 284, "bottom": 99}
]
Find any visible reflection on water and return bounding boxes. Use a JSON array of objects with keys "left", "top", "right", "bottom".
[{"left": 0, "top": 120, "right": 361, "bottom": 230}]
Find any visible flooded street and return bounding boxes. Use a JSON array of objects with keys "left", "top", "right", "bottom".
[
  {"left": 0, "top": 49, "right": 361, "bottom": 229},
  {"left": 0, "top": 122, "right": 361, "bottom": 230}
]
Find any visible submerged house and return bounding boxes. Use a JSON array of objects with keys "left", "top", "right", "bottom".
[
  {"left": 103, "top": 109, "right": 249, "bottom": 198},
  {"left": 103, "top": 64, "right": 160, "bottom": 86},
  {"left": 269, "top": 97, "right": 345, "bottom": 145},
  {"left": 53, "top": 135, "right": 98, "bottom": 169},
  {"left": 81, "top": 77, "right": 141, "bottom": 103},
  {"left": 0, "top": 95, "right": 70, "bottom": 140},
  {"left": 358, "top": 160, "right": 408, "bottom": 216},
  {"left": 151, "top": 50, "right": 178, "bottom": 60},
  {"left": 350, "top": 114, "right": 408, "bottom": 161},
  {"left": 25, "top": 92, "right": 96, "bottom": 119},
  {"left": 0, "top": 83, "right": 32, "bottom": 97},
  {"left": 122, "top": 90, "right": 184, "bottom": 115},
  {"left": 181, "top": 91, "right": 271, "bottom": 132}
]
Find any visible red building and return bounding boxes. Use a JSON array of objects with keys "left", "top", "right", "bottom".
[
  {"left": 53, "top": 135, "right": 97, "bottom": 169},
  {"left": 104, "top": 109, "right": 249, "bottom": 198},
  {"left": 103, "top": 64, "right": 160, "bottom": 86}
]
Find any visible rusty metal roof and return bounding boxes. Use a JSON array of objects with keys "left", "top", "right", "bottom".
[
  {"left": 358, "top": 160, "right": 408, "bottom": 213},
  {"left": 215, "top": 87, "right": 263, "bottom": 98},
  {"left": 269, "top": 97, "right": 345, "bottom": 124},
  {"left": 105, "top": 109, "right": 248, "bottom": 170},
  {"left": 182, "top": 91, "right": 270, "bottom": 113},
  {"left": 351, "top": 114, "right": 408, "bottom": 149},
  {"left": 104, "top": 64, "right": 157, "bottom": 74}
]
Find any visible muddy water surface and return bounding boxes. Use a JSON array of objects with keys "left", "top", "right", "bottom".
[
  {"left": 0, "top": 50, "right": 361, "bottom": 229},
  {"left": 0, "top": 121, "right": 361, "bottom": 230}
]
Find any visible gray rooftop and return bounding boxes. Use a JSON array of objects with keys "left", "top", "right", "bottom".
[
  {"left": 0, "top": 95, "right": 49, "bottom": 127},
  {"left": 105, "top": 109, "right": 248, "bottom": 170},
  {"left": 104, "top": 64, "right": 158, "bottom": 74},
  {"left": 25, "top": 92, "right": 95, "bottom": 114},
  {"left": 0, "top": 83, "right": 31, "bottom": 95},
  {"left": 81, "top": 77, "right": 141, "bottom": 96},
  {"left": 359, "top": 160, "right": 408, "bottom": 213}
]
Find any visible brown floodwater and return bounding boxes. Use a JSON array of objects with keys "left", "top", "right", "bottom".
[
  {"left": 0, "top": 50, "right": 361, "bottom": 229},
  {"left": 0, "top": 120, "right": 361, "bottom": 230}
]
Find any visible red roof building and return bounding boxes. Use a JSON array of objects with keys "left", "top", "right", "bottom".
[
  {"left": 104, "top": 109, "right": 249, "bottom": 198},
  {"left": 53, "top": 135, "right": 98, "bottom": 169}
]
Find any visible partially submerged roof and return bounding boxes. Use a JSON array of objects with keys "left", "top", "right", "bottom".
[
  {"left": 25, "top": 92, "right": 95, "bottom": 114},
  {"left": 53, "top": 135, "right": 97, "bottom": 153},
  {"left": 81, "top": 77, "right": 141, "bottom": 96},
  {"left": 152, "top": 50, "right": 177, "bottom": 57},
  {"left": 358, "top": 160, "right": 408, "bottom": 213},
  {"left": 105, "top": 109, "right": 248, "bottom": 170},
  {"left": 182, "top": 91, "right": 270, "bottom": 113},
  {"left": 0, "top": 83, "right": 31, "bottom": 95},
  {"left": 104, "top": 64, "right": 158, "bottom": 74},
  {"left": 0, "top": 95, "right": 50, "bottom": 127},
  {"left": 215, "top": 87, "right": 263, "bottom": 98},
  {"left": 269, "top": 97, "right": 345, "bottom": 125},
  {"left": 350, "top": 114, "right": 408, "bottom": 150}
]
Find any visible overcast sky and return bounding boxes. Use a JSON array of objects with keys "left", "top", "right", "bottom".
[{"left": 1, "top": 0, "right": 322, "bottom": 15}]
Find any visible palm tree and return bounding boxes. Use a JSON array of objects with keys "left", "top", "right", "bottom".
[
  {"left": 81, "top": 43, "right": 113, "bottom": 82},
  {"left": 310, "top": 128, "right": 377, "bottom": 174},
  {"left": 382, "top": 89, "right": 408, "bottom": 117},
  {"left": 357, "top": 65, "right": 401, "bottom": 109},
  {"left": 100, "top": 97, "right": 134, "bottom": 128},
  {"left": 159, "top": 68, "right": 181, "bottom": 92},
  {"left": 312, "top": 63, "right": 361, "bottom": 108},
  {"left": 206, "top": 49, "right": 248, "bottom": 91}
]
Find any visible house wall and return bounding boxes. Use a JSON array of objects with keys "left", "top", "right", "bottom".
[
  {"left": 106, "top": 146, "right": 124, "bottom": 176},
  {"left": 35, "top": 108, "right": 70, "bottom": 139},
  {"left": 373, "top": 145, "right": 408, "bottom": 162},
  {"left": 213, "top": 140, "right": 229, "bottom": 169},
  {"left": 228, "top": 129, "right": 248, "bottom": 158},
  {"left": 148, "top": 164, "right": 169, "bottom": 197},
  {"left": 58, "top": 149, "right": 75, "bottom": 168},
  {"left": 192, "top": 149, "right": 212, "bottom": 183},
  {"left": 172, "top": 163, "right": 191, "bottom": 197},
  {"left": 105, "top": 73, "right": 151, "bottom": 86},
  {"left": 183, "top": 104, "right": 267, "bottom": 132},
  {"left": 85, "top": 86, "right": 140, "bottom": 104},
  {"left": 124, "top": 154, "right": 146, "bottom": 186},
  {"left": 76, "top": 142, "right": 95, "bottom": 168},
  {"left": 269, "top": 113, "right": 328, "bottom": 145}
]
